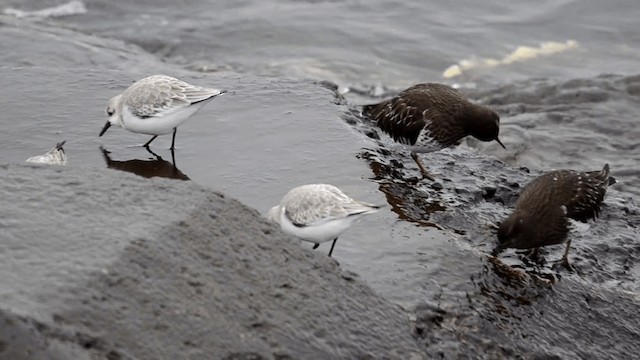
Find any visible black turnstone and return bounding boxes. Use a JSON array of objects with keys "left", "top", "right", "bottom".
[
  {"left": 494, "top": 164, "right": 616, "bottom": 269},
  {"left": 362, "top": 83, "right": 505, "bottom": 180}
]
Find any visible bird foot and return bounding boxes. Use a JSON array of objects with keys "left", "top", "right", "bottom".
[
  {"left": 525, "top": 248, "right": 545, "bottom": 264},
  {"left": 144, "top": 146, "right": 162, "bottom": 160},
  {"left": 420, "top": 170, "right": 436, "bottom": 181},
  {"left": 552, "top": 258, "right": 576, "bottom": 272}
]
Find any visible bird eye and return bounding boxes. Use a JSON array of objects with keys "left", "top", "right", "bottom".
[{"left": 106, "top": 108, "right": 114, "bottom": 116}]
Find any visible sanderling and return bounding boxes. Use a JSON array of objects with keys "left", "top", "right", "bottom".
[
  {"left": 99, "top": 75, "right": 226, "bottom": 150},
  {"left": 494, "top": 164, "right": 616, "bottom": 269},
  {"left": 362, "top": 83, "right": 505, "bottom": 180},
  {"left": 25, "top": 141, "right": 67, "bottom": 165},
  {"left": 266, "top": 184, "right": 383, "bottom": 257}
]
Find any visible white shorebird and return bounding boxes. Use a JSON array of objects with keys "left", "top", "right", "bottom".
[
  {"left": 99, "top": 75, "right": 226, "bottom": 150},
  {"left": 266, "top": 184, "right": 383, "bottom": 257},
  {"left": 25, "top": 141, "right": 67, "bottom": 165}
]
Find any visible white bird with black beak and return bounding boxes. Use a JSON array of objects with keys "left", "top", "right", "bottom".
[
  {"left": 266, "top": 184, "right": 383, "bottom": 257},
  {"left": 100, "top": 75, "right": 226, "bottom": 150}
]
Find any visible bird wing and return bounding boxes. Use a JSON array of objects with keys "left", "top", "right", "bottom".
[
  {"left": 123, "top": 75, "right": 222, "bottom": 118},
  {"left": 362, "top": 84, "right": 466, "bottom": 146},
  {"left": 518, "top": 166, "right": 612, "bottom": 222},
  {"left": 172, "top": 82, "right": 224, "bottom": 105}
]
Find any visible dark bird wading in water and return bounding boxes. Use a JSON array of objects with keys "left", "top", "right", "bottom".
[
  {"left": 362, "top": 83, "right": 505, "bottom": 180},
  {"left": 494, "top": 164, "right": 617, "bottom": 269}
]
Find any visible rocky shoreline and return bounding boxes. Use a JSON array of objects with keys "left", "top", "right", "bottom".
[
  {"left": 2, "top": 11, "right": 640, "bottom": 359},
  {"left": 2, "top": 156, "right": 639, "bottom": 359},
  {"left": 0, "top": 164, "right": 425, "bottom": 359}
]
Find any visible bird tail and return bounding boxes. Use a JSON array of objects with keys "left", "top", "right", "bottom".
[
  {"left": 345, "top": 202, "right": 385, "bottom": 217},
  {"left": 361, "top": 102, "right": 386, "bottom": 123},
  {"left": 362, "top": 104, "right": 376, "bottom": 117},
  {"left": 55, "top": 141, "right": 66, "bottom": 152},
  {"left": 598, "top": 163, "right": 617, "bottom": 186}
]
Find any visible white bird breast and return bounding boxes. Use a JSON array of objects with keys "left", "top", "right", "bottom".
[
  {"left": 277, "top": 207, "right": 359, "bottom": 244},
  {"left": 121, "top": 102, "right": 207, "bottom": 136}
]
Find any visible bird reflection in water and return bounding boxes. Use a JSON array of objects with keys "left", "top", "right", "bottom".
[
  {"left": 100, "top": 146, "right": 190, "bottom": 181},
  {"left": 362, "top": 148, "right": 445, "bottom": 228}
]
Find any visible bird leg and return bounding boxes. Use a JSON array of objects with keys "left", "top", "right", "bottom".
[
  {"left": 410, "top": 152, "right": 436, "bottom": 181},
  {"left": 327, "top": 238, "right": 338, "bottom": 257},
  {"left": 170, "top": 127, "right": 177, "bottom": 150},
  {"left": 170, "top": 147, "right": 177, "bottom": 168},
  {"left": 312, "top": 243, "right": 320, "bottom": 250},
  {"left": 143, "top": 135, "right": 158, "bottom": 148},
  {"left": 144, "top": 146, "right": 162, "bottom": 160},
  {"left": 559, "top": 239, "right": 574, "bottom": 271},
  {"left": 528, "top": 247, "right": 542, "bottom": 262}
]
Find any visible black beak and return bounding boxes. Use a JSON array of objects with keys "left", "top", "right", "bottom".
[
  {"left": 99, "top": 122, "right": 111, "bottom": 137},
  {"left": 495, "top": 137, "right": 506, "bottom": 149}
]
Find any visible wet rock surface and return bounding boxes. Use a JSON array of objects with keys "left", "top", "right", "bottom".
[
  {"left": 3, "top": 117, "right": 638, "bottom": 359},
  {"left": 339, "top": 95, "right": 640, "bottom": 359},
  {"left": 0, "top": 164, "right": 424, "bottom": 360}
]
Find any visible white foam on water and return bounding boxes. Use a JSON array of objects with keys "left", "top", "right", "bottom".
[
  {"left": 3, "top": 1, "right": 87, "bottom": 19},
  {"left": 443, "top": 40, "right": 579, "bottom": 79}
]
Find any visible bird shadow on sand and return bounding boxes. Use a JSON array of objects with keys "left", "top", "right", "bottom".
[{"left": 100, "top": 146, "right": 190, "bottom": 181}]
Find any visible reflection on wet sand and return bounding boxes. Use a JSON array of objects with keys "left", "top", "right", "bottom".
[
  {"left": 361, "top": 148, "right": 446, "bottom": 228},
  {"left": 100, "top": 146, "right": 189, "bottom": 181}
]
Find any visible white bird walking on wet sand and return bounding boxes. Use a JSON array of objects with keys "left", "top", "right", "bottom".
[
  {"left": 266, "top": 184, "right": 384, "bottom": 257},
  {"left": 25, "top": 141, "right": 67, "bottom": 165},
  {"left": 99, "top": 75, "right": 226, "bottom": 150}
]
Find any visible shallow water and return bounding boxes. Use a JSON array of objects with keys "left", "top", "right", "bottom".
[{"left": 1, "top": 1, "right": 640, "bottom": 355}]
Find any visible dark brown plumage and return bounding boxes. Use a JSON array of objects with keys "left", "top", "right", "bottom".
[
  {"left": 362, "top": 83, "right": 504, "bottom": 180},
  {"left": 495, "top": 164, "right": 616, "bottom": 269}
]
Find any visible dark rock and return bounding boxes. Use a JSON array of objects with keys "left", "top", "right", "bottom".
[
  {"left": 482, "top": 186, "right": 497, "bottom": 199},
  {"left": 364, "top": 129, "right": 380, "bottom": 140},
  {"left": 348, "top": 107, "right": 640, "bottom": 359}
]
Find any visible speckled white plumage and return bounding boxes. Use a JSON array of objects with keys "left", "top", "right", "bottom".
[
  {"left": 266, "top": 184, "right": 383, "bottom": 256},
  {"left": 100, "top": 74, "right": 225, "bottom": 149},
  {"left": 25, "top": 141, "right": 67, "bottom": 165}
]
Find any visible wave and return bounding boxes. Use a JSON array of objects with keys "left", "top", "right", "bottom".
[
  {"left": 3, "top": 1, "right": 87, "bottom": 19},
  {"left": 443, "top": 40, "right": 579, "bottom": 79}
]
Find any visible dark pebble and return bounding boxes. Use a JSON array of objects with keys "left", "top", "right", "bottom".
[
  {"left": 483, "top": 187, "right": 497, "bottom": 199},
  {"left": 365, "top": 129, "right": 380, "bottom": 140}
]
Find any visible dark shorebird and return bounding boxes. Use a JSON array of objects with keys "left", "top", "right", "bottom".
[
  {"left": 362, "top": 83, "right": 505, "bottom": 180},
  {"left": 494, "top": 164, "right": 616, "bottom": 269}
]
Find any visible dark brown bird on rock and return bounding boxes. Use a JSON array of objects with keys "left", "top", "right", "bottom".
[
  {"left": 362, "top": 83, "right": 505, "bottom": 180},
  {"left": 494, "top": 164, "right": 616, "bottom": 269}
]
